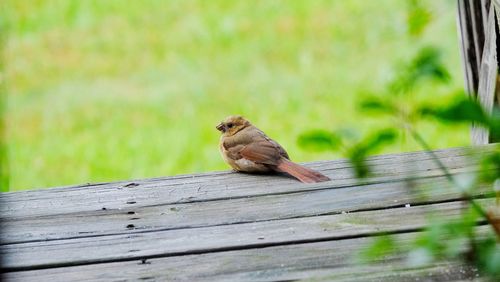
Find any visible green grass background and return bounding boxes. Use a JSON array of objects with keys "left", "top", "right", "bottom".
[{"left": 3, "top": 0, "right": 468, "bottom": 191}]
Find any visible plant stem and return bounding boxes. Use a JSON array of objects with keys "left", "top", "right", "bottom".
[
  {"left": 409, "top": 129, "right": 454, "bottom": 182},
  {"left": 409, "top": 128, "right": 498, "bottom": 237}
]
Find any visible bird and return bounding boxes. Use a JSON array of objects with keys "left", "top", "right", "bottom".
[{"left": 216, "top": 115, "right": 330, "bottom": 183}]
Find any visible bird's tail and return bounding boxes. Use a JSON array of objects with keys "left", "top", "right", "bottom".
[{"left": 276, "top": 158, "right": 330, "bottom": 183}]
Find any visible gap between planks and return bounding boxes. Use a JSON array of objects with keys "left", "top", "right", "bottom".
[
  {"left": 1, "top": 198, "right": 496, "bottom": 271},
  {"left": 0, "top": 146, "right": 484, "bottom": 212},
  {"left": 1, "top": 174, "right": 495, "bottom": 245},
  {"left": 2, "top": 226, "right": 492, "bottom": 281},
  {"left": 1, "top": 190, "right": 494, "bottom": 246}
]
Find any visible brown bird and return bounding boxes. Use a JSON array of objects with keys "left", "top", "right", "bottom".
[{"left": 216, "top": 115, "right": 330, "bottom": 183}]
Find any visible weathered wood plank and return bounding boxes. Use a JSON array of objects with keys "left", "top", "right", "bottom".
[
  {"left": 0, "top": 147, "right": 484, "bottom": 220},
  {"left": 1, "top": 198, "right": 495, "bottom": 270},
  {"left": 3, "top": 227, "right": 490, "bottom": 282},
  {"left": 1, "top": 147, "right": 494, "bottom": 281},
  {"left": 1, "top": 173, "right": 493, "bottom": 244},
  {"left": 3, "top": 263, "right": 481, "bottom": 282},
  {"left": 304, "top": 264, "right": 482, "bottom": 282}
]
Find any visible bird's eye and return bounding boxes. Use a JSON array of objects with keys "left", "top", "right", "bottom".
[{"left": 227, "top": 123, "right": 233, "bottom": 128}]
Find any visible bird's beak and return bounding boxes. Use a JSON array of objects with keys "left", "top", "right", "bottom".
[{"left": 216, "top": 123, "right": 225, "bottom": 132}]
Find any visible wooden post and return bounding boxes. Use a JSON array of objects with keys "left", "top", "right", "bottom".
[
  {"left": 457, "top": 0, "right": 490, "bottom": 96},
  {"left": 457, "top": 0, "right": 499, "bottom": 144}
]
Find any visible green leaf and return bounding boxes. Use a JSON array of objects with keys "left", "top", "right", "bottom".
[
  {"left": 407, "top": 0, "right": 432, "bottom": 37},
  {"left": 374, "top": 129, "right": 397, "bottom": 143},
  {"left": 475, "top": 237, "right": 500, "bottom": 276},
  {"left": 349, "top": 152, "right": 371, "bottom": 178},
  {"left": 348, "top": 129, "right": 397, "bottom": 178},
  {"left": 298, "top": 130, "right": 340, "bottom": 152},
  {"left": 479, "top": 147, "right": 500, "bottom": 183},
  {"left": 489, "top": 107, "right": 500, "bottom": 140},
  {"left": 389, "top": 46, "right": 450, "bottom": 94},
  {"left": 409, "top": 46, "right": 450, "bottom": 83},
  {"left": 360, "top": 98, "right": 397, "bottom": 115},
  {"left": 360, "top": 235, "right": 398, "bottom": 262},
  {"left": 420, "top": 97, "right": 489, "bottom": 125}
]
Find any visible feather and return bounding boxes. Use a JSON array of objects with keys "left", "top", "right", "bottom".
[
  {"left": 239, "top": 141, "right": 282, "bottom": 165},
  {"left": 276, "top": 159, "right": 330, "bottom": 183}
]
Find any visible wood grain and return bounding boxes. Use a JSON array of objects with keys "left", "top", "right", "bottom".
[
  {"left": 457, "top": 0, "right": 491, "bottom": 96},
  {"left": 1, "top": 198, "right": 495, "bottom": 270},
  {"left": 0, "top": 147, "right": 482, "bottom": 220},
  {"left": 3, "top": 228, "right": 490, "bottom": 281},
  {"left": 473, "top": 1, "right": 498, "bottom": 144},
  {"left": 1, "top": 174, "right": 493, "bottom": 244},
  {"left": 1, "top": 146, "right": 496, "bottom": 281}
]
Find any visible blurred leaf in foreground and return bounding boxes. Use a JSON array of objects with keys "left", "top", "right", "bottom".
[
  {"left": 298, "top": 128, "right": 397, "bottom": 178},
  {"left": 479, "top": 147, "right": 500, "bottom": 183},
  {"left": 420, "top": 97, "right": 489, "bottom": 125},
  {"left": 409, "top": 46, "right": 450, "bottom": 84},
  {"left": 420, "top": 97, "right": 500, "bottom": 141},
  {"left": 474, "top": 237, "right": 500, "bottom": 276},
  {"left": 391, "top": 46, "right": 450, "bottom": 93},
  {"left": 348, "top": 129, "right": 397, "bottom": 178},
  {"left": 360, "top": 235, "right": 398, "bottom": 262},
  {"left": 406, "top": 0, "right": 432, "bottom": 37},
  {"left": 489, "top": 108, "right": 500, "bottom": 140},
  {"left": 410, "top": 211, "right": 477, "bottom": 266},
  {"left": 360, "top": 98, "right": 397, "bottom": 115}
]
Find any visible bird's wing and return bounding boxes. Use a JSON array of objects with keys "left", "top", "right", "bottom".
[
  {"left": 222, "top": 125, "right": 290, "bottom": 165},
  {"left": 239, "top": 141, "right": 283, "bottom": 166},
  {"left": 268, "top": 138, "right": 289, "bottom": 160},
  {"left": 223, "top": 143, "right": 245, "bottom": 160},
  {"left": 249, "top": 127, "right": 290, "bottom": 160}
]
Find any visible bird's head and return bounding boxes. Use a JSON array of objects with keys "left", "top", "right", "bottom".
[{"left": 216, "top": 115, "right": 251, "bottom": 137}]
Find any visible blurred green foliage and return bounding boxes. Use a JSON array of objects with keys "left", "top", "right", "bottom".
[
  {"left": 406, "top": 0, "right": 432, "bottom": 37},
  {"left": 356, "top": 79, "right": 500, "bottom": 275},
  {"left": 299, "top": 128, "right": 397, "bottom": 178},
  {"left": 3, "top": 0, "right": 465, "bottom": 190},
  {"left": 300, "top": 45, "right": 500, "bottom": 280},
  {"left": 421, "top": 97, "right": 500, "bottom": 141},
  {"left": 346, "top": 129, "right": 397, "bottom": 178},
  {"left": 359, "top": 234, "right": 399, "bottom": 261},
  {"left": 390, "top": 46, "right": 450, "bottom": 94},
  {"left": 298, "top": 0, "right": 500, "bottom": 277},
  {"left": 409, "top": 208, "right": 478, "bottom": 266},
  {"left": 300, "top": 43, "right": 456, "bottom": 178}
]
